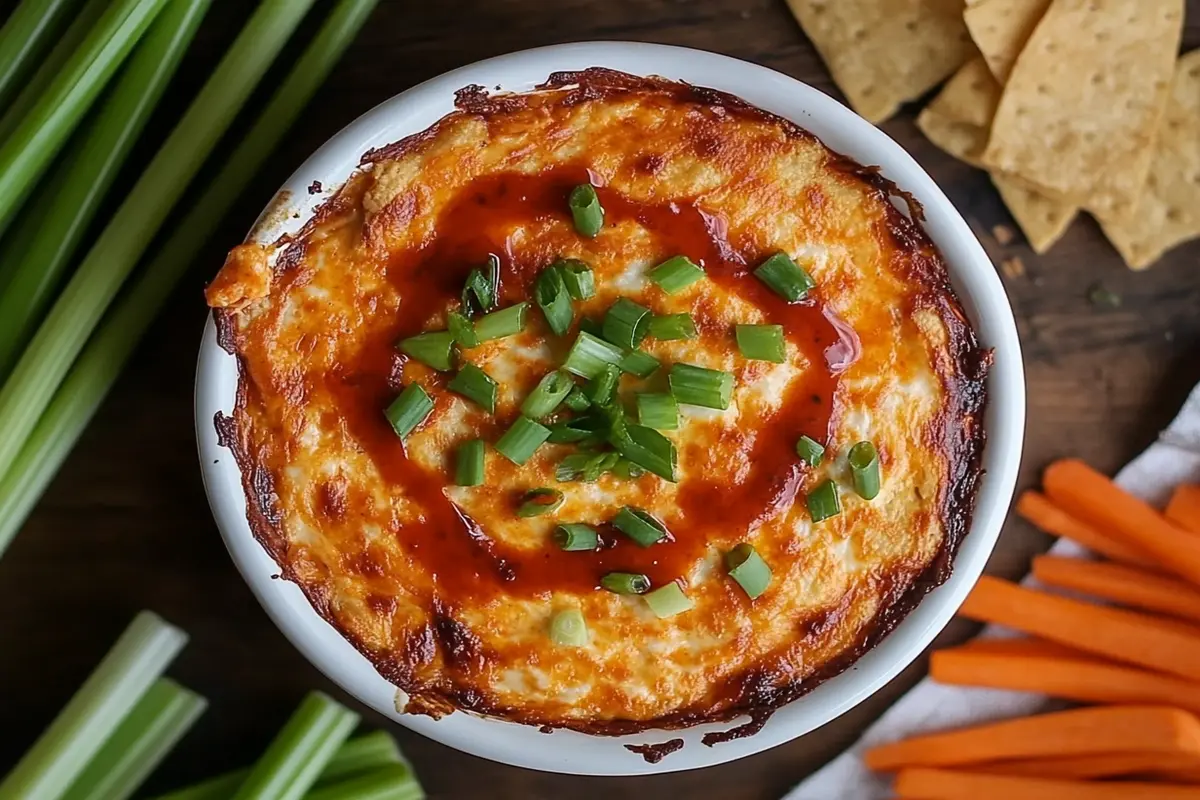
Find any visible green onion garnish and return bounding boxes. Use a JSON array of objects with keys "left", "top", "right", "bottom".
[
  {"left": 495, "top": 416, "right": 550, "bottom": 465},
  {"left": 397, "top": 330, "right": 456, "bottom": 371},
  {"left": 447, "top": 363, "right": 497, "bottom": 413},
  {"left": 795, "top": 435, "right": 825, "bottom": 467},
  {"left": 611, "top": 422, "right": 678, "bottom": 482},
  {"left": 474, "top": 302, "right": 528, "bottom": 341},
  {"left": 564, "top": 386, "right": 591, "bottom": 412},
  {"left": 447, "top": 310, "right": 480, "bottom": 348},
  {"left": 601, "top": 297, "right": 652, "bottom": 349},
  {"left": 517, "top": 488, "right": 564, "bottom": 518},
  {"left": 585, "top": 363, "right": 620, "bottom": 405},
  {"left": 725, "top": 543, "right": 771, "bottom": 599},
  {"left": 521, "top": 370, "right": 574, "bottom": 418},
  {"left": 462, "top": 254, "right": 500, "bottom": 315},
  {"left": 455, "top": 440, "right": 485, "bottom": 487},
  {"left": 636, "top": 392, "right": 679, "bottom": 430},
  {"left": 586, "top": 452, "right": 619, "bottom": 481},
  {"left": 754, "top": 251, "right": 815, "bottom": 302},
  {"left": 648, "top": 313, "right": 698, "bottom": 341},
  {"left": 556, "top": 451, "right": 618, "bottom": 482},
  {"left": 735, "top": 324, "right": 786, "bottom": 363},
  {"left": 600, "top": 572, "right": 650, "bottom": 595},
  {"left": 534, "top": 265, "right": 574, "bottom": 337},
  {"left": 644, "top": 582, "right": 693, "bottom": 618},
  {"left": 384, "top": 384, "right": 433, "bottom": 440},
  {"left": 618, "top": 349, "right": 660, "bottom": 379},
  {"left": 669, "top": 362, "right": 734, "bottom": 410},
  {"left": 554, "top": 523, "right": 598, "bottom": 551},
  {"left": 557, "top": 258, "right": 596, "bottom": 300},
  {"left": 563, "top": 331, "right": 624, "bottom": 379},
  {"left": 849, "top": 441, "right": 881, "bottom": 500},
  {"left": 568, "top": 184, "right": 603, "bottom": 238},
  {"left": 548, "top": 416, "right": 605, "bottom": 446},
  {"left": 548, "top": 609, "right": 588, "bottom": 646},
  {"left": 610, "top": 458, "right": 645, "bottom": 480},
  {"left": 648, "top": 255, "right": 705, "bottom": 294},
  {"left": 578, "top": 317, "right": 603, "bottom": 338},
  {"left": 612, "top": 506, "right": 668, "bottom": 547},
  {"left": 807, "top": 478, "right": 842, "bottom": 523}
]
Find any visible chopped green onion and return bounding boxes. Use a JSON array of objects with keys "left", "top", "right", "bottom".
[
  {"left": 849, "top": 441, "right": 882, "bottom": 500},
  {"left": 547, "top": 416, "right": 605, "bottom": 446},
  {"left": 397, "top": 331, "right": 455, "bottom": 371},
  {"left": 807, "top": 479, "right": 842, "bottom": 523},
  {"left": 557, "top": 258, "right": 596, "bottom": 300},
  {"left": 613, "top": 506, "right": 668, "bottom": 547},
  {"left": 754, "top": 251, "right": 816, "bottom": 302},
  {"left": 563, "top": 386, "right": 591, "bottom": 412},
  {"left": 461, "top": 255, "right": 500, "bottom": 315},
  {"left": 384, "top": 384, "right": 433, "bottom": 440},
  {"left": 305, "top": 764, "right": 421, "bottom": 800},
  {"left": 521, "top": 370, "right": 574, "bottom": 418},
  {"left": 568, "top": 183, "right": 603, "bottom": 237},
  {"left": 644, "top": 582, "right": 693, "bottom": 618},
  {"left": 795, "top": 435, "right": 825, "bottom": 467},
  {"left": 601, "top": 298, "right": 651, "bottom": 349},
  {"left": 554, "top": 523, "right": 598, "bottom": 551},
  {"left": 548, "top": 609, "right": 588, "bottom": 646},
  {"left": 725, "top": 543, "right": 772, "bottom": 600},
  {"left": 585, "top": 363, "right": 620, "bottom": 405},
  {"left": 474, "top": 302, "right": 528, "bottom": 341},
  {"left": 735, "top": 324, "right": 786, "bottom": 363},
  {"left": 495, "top": 416, "right": 550, "bottom": 465},
  {"left": 578, "top": 317, "right": 603, "bottom": 338},
  {"left": 636, "top": 393, "right": 679, "bottom": 430},
  {"left": 446, "top": 363, "right": 496, "bottom": 413},
  {"left": 669, "top": 363, "right": 734, "bottom": 410},
  {"left": 648, "top": 313, "right": 697, "bottom": 341},
  {"left": 517, "top": 488, "right": 564, "bottom": 518},
  {"left": 534, "top": 265, "right": 573, "bottom": 337},
  {"left": 618, "top": 349, "right": 660, "bottom": 379},
  {"left": 230, "top": 692, "right": 359, "bottom": 800},
  {"left": 649, "top": 255, "right": 705, "bottom": 294},
  {"left": 447, "top": 310, "right": 479, "bottom": 348},
  {"left": 563, "top": 331, "right": 624, "bottom": 379},
  {"left": 585, "top": 452, "right": 619, "bottom": 481},
  {"left": 455, "top": 440, "right": 485, "bottom": 487},
  {"left": 609, "top": 458, "right": 645, "bottom": 480},
  {"left": 555, "top": 451, "right": 617, "bottom": 482},
  {"left": 611, "top": 422, "right": 678, "bottom": 482},
  {"left": 600, "top": 572, "right": 650, "bottom": 595}
]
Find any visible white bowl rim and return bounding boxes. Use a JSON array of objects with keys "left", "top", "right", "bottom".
[{"left": 195, "top": 41, "right": 1026, "bottom": 777}]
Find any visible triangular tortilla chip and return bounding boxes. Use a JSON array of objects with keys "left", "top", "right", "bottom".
[{"left": 963, "top": 0, "right": 1052, "bottom": 83}]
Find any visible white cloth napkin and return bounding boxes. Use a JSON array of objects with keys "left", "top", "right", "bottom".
[{"left": 787, "top": 381, "right": 1200, "bottom": 800}]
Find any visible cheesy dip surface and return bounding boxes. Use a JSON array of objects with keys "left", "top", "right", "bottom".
[{"left": 208, "top": 69, "right": 990, "bottom": 740}]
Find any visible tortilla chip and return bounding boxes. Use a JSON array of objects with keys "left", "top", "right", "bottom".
[
  {"left": 981, "top": 0, "right": 1184, "bottom": 219},
  {"left": 785, "top": 0, "right": 973, "bottom": 123},
  {"left": 963, "top": 0, "right": 1052, "bottom": 83},
  {"left": 923, "top": 57, "right": 1001, "bottom": 127},
  {"left": 1099, "top": 50, "right": 1200, "bottom": 270},
  {"left": 992, "top": 175, "right": 1077, "bottom": 253}
]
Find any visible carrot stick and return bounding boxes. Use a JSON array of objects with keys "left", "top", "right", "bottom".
[
  {"left": 864, "top": 705, "right": 1200, "bottom": 771},
  {"left": 972, "top": 751, "right": 1200, "bottom": 780},
  {"left": 948, "top": 636, "right": 1095, "bottom": 661},
  {"left": 1167, "top": 485, "right": 1200, "bottom": 535},
  {"left": 1016, "top": 490, "right": 1159, "bottom": 569},
  {"left": 894, "top": 768, "right": 1200, "bottom": 799},
  {"left": 959, "top": 576, "right": 1200, "bottom": 682},
  {"left": 1043, "top": 460, "right": 1200, "bottom": 585},
  {"left": 1032, "top": 555, "right": 1200, "bottom": 625},
  {"left": 930, "top": 650, "right": 1200, "bottom": 715}
]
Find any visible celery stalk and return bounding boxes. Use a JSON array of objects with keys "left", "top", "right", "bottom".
[
  {"left": 305, "top": 766, "right": 424, "bottom": 800},
  {"left": 0, "top": 0, "right": 380, "bottom": 557},
  {"left": 0, "top": 611, "right": 187, "bottom": 799},
  {"left": 60, "top": 678, "right": 207, "bottom": 800},
  {"left": 0, "top": 0, "right": 318, "bottom": 486},
  {"left": 0, "top": 0, "right": 212, "bottom": 377},
  {"left": 0, "top": 0, "right": 169, "bottom": 237},
  {"left": 231, "top": 692, "right": 360, "bottom": 800},
  {"left": 0, "top": 0, "right": 81, "bottom": 111}
]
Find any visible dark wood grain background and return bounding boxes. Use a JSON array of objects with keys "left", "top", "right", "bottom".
[{"left": 1, "top": 1, "right": 1198, "bottom": 797}]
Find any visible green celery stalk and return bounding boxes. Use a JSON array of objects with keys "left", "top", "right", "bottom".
[
  {"left": 305, "top": 765, "right": 424, "bottom": 800},
  {"left": 0, "top": 0, "right": 212, "bottom": 377},
  {"left": 0, "top": 0, "right": 82, "bottom": 111},
  {"left": 0, "top": 611, "right": 188, "bottom": 799},
  {"left": 0, "top": 0, "right": 318, "bottom": 486},
  {"left": 0, "top": 0, "right": 379, "bottom": 558},
  {"left": 231, "top": 692, "right": 360, "bottom": 800},
  {"left": 0, "top": 0, "right": 169, "bottom": 237},
  {"left": 60, "top": 677, "right": 207, "bottom": 800}
]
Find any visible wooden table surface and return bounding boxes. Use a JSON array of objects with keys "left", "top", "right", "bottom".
[{"left": 1, "top": 1, "right": 1198, "bottom": 797}]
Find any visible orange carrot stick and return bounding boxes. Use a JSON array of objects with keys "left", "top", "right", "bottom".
[
  {"left": 959, "top": 575, "right": 1200, "bottom": 681},
  {"left": 1016, "top": 490, "right": 1159, "bottom": 569},
  {"left": 1032, "top": 555, "right": 1200, "bottom": 625},
  {"left": 930, "top": 650, "right": 1200, "bottom": 715},
  {"left": 864, "top": 705, "right": 1200, "bottom": 771},
  {"left": 1168, "top": 485, "right": 1200, "bottom": 535},
  {"left": 1043, "top": 460, "right": 1200, "bottom": 585},
  {"left": 947, "top": 636, "right": 1096, "bottom": 661},
  {"left": 972, "top": 751, "right": 1200, "bottom": 780},
  {"left": 894, "top": 768, "right": 1200, "bottom": 800}
]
